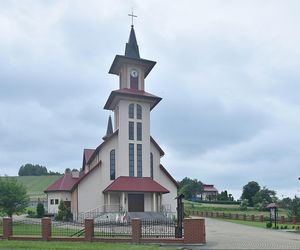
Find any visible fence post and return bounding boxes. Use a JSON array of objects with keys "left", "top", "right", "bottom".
[
  {"left": 235, "top": 214, "right": 239, "bottom": 220},
  {"left": 259, "top": 215, "right": 264, "bottom": 222},
  {"left": 184, "top": 218, "right": 205, "bottom": 244},
  {"left": 251, "top": 215, "right": 255, "bottom": 221},
  {"left": 280, "top": 216, "right": 285, "bottom": 224},
  {"left": 292, "top": 216, "right": 297, "bottom": 224},
  {"left": 42, "top": 217, "right": 51, "bottom": 240},
  {"left": 85, "top": 219, "right": 94, "bottom": 242},
  {"left": 3, "top": 217, "right": 12, "bottom": 239},
  {"left": 243, "top": 214, "right": 246, "bottom": 220},
  {"left": 131, "top": 218, "right": 141, "bottom": 243}
]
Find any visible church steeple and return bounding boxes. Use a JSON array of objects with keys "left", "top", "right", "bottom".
[
  {"left": 102, "top": 115, "right": 113, "bottom": 141},
  {"left": 125, "top": 25, "right": 140, "bottom": 59}
]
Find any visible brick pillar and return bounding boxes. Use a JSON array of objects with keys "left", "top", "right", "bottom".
[
  {"left": 259, "top": 215, "right": 264, "bottom": 222},
  {"left": 131, "top": 218, "right": 141, "bottom": 243},
  {"left": 3, "top": 217, "right": 12, "bottom": 239},
  {"left": 184, "top": 218, "right": 205, "bottom": 244},
  {"left": 292, "top": 216, "right": 297, "bottom": 224},
  {"left": 85, "top": 219, "right": 94, "bottom": 241},
  {"left": 280, "top": 216, "right": 285, "bottom": 224},
  {"left": 42, "top": 217, "right": 51, "bottom": 240}
]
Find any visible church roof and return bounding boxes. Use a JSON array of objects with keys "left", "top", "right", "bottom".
[
  {"left": 104, "top": 88, "right": 162, "bottom": 111},
  {"left": 125, "top": 25, "right": 140, "bottom": 59},
  {"left": 44, "top": 173, "right": 79, "bottom": 192},
  {"left": 103, "top": 176, "right": 170, "bottom": 194},
  {"left": 82, "top": 148, "right": 95, "bottom": 171},
  {"left": 151, "top": 137, "right": 165, "bottom": 156},
  {"left": 44, "top": 164, "right": 101, "bottom": 193},
  {"left": 159, "top": 164, "right": 179, "bottom": 188}
]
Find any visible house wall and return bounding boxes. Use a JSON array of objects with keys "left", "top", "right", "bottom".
[{"left": 47, "top": 192, "right": 72, "bottom": 214}]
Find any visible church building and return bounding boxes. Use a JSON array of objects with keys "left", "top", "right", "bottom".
[{"left": 45, "top": 24, "right": 178, "bottom": 220}]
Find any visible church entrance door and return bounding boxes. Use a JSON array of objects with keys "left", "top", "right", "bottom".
[{"left": 128, "top": 194, "right": 144, "bottom": 212}]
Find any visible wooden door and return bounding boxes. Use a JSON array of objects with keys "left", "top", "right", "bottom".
[{"left": 128, "top": 194, "right": 144, "bottom": 212}]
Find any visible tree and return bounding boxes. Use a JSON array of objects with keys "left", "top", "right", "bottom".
[
  {"left": 18, "top": 163, "right": 61, "bottom": 176},
  {"left": 36, "top": 202, "right": 45, "bottom": 218},
  {"left": 288, "top": 196, "right": 300, "bottom": 221},
  {"left": 241, "top": 181, "right": 260, "bottom": 207},
  {"left": 56, "top": 200, "right": 72, "bottom": 221},
  {"left": 178, "top": 177, "right": 203, "bottom": 201},
  {"left": 278, "top": 197, "right": 292, "bottom": 209},
  {"left": 253, "top": 187, "right": 277, "bottom": 209},
  {"left": 0, "top": 177, "right": 29, "bottom": 217}
]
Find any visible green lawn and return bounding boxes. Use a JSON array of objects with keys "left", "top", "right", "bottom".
[
  {"left": 0, "top": 240, "right": 174, "bottom": 250},
  {"left": 184, "top": 200, "right": 289, "bottom": 217},
  {"left": 0, "top": 176, "right": 61, "bottom": 199},
  {"left": 222, "top": 218, "right": 295, "bottom": 230}
]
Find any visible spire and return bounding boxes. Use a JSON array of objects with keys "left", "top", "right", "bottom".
[
  {"left": 125, "top": 25, "right": 140, "bottom": 59},
  {"left": 102, "top": 115, "right": 113, "bottom": 141}
]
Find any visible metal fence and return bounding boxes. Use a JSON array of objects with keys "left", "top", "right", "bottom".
[
  {"left": 12, "top": 219, "right": 42, "bottom": 236},
  {"left": 52, "top": 221, "right": 85, "bottom": 237},
  {"left": 141, "top": 219, "right": 177, "bottom": 238},
  {"left": 94, "top": 220, "right": 132, "bottom": 238}
]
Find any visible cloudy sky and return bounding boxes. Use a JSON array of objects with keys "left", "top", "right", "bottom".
[{"left": 1, "top": 0, "right": 300, "bottom": 199}]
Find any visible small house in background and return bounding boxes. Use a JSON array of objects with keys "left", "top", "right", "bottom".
[{"left": 198, "top": 184, "right": 218, "bottom": 201}]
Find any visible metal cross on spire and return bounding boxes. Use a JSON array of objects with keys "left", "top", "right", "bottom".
[{"left": 128, "top": 11, "right": 137, "bottom": 27}]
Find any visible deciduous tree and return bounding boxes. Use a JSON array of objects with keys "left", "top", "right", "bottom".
[
  {"left": 0, "top": 177, "right": 29, "bottom": 217},
  {"left": 241, "top": 181, "right": 260, "bottom": 207}
]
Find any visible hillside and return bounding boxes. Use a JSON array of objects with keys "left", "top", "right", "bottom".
[{"left": 0, "top": 176, "right": 61, "bottom": 199}]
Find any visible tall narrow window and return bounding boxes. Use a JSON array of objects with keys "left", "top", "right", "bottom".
[
  {"left": 150, "top": 153, "right": 153, "bottom": 178},
  {"left": 137, "top": 144, "right": 142, "bottom": 177},
  {"left": 137, "top": 122, "right": 142, "bottom": 141},
  {"left": 129, "top": 143, "right": 134, "bottom": 177},
  {"left": 137, "top": 104, "right": 142, "bottom": 119},
  {"left": 129, "top": 103, "right": 134, "bottom": 119},
  {"left": 129, "top": 121, "right": 134, "bottom": 140},
  {"left": 110, "top": 149, "right": 115, "bottom": 180}
]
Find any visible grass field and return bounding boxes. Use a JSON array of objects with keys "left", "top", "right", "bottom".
[
  {"left": 184, "top": 200, "right": 289, "bottom": 217},
  {"left": 0, "top": 240, "right": 174, "bottom": 250},
  {"left": 0, "top": 175, "right": 61, "bottom": 199}
]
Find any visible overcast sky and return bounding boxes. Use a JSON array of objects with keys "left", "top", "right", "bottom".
[{"left": 1, "top": 0, "right": 300, "bottom": 199}]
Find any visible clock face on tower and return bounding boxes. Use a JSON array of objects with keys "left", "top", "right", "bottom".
[{"left": 130, "top": 69, "right": 138, "bottom": 78}]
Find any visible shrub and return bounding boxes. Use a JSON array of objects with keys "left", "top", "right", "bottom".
[
  {"left": 284, "top": 225, "right": 288, "bottom": 229},
  {"left": 274, "top": 226, "right": 279, "bottom": 230},
  {"left": 36, "top": 202, "right": 45, "bottom": 218},
  {"left": 266, "top": 222, "right": 272, "bottom": 228},
  {"left": 280, "top": 225, "right": 284, "bottom": 229},
  {"left": 240, "top": 199, "right": 248, "bottom": 211},
  {"left": 27, "top": 208, "right": 35, "bottom": 218}
]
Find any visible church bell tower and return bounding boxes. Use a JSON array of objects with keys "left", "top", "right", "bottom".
[{"left": 104, "top": 24, "right": 162, "bottom": 179}]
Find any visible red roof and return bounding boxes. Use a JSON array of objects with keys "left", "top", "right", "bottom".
[
  {"left": 44, "top": 163, "right": 101, "bottom": 193},
  {"left": 44, "top": 173, "right": 79, "bottom": 192},
  {"left": 103, "top": 176, "right": 169, "bottom": 194},
  {"left": 203, "top": 184, "right": 218, "bottom": 192}
]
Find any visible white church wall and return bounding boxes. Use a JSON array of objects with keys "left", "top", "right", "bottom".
[
  {"left": 159, "top": 171, "right": 177, "bottom": 213},
  {"left": 47, "top": 192, "right": 71, "bottom": 214},
  {"left": 78, "top": 135, "right": 118, "bottom": 213}
]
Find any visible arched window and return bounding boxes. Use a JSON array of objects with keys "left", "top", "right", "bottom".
[
  {"left": 128, "top": 103, "right": 134, "bottom": 119},
  {"left": 110, "top": 149, "right": 115, "bottom": 180},
  {"left": 137, "top": 104, "right": 142, "bottom": 119},
  {"left": 150, "top": 153, "right": 153, "bottom": 178}
]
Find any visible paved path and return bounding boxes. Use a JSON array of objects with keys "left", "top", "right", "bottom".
[{"left": 196, "top": 218, "right": 300, "bottom": 249}]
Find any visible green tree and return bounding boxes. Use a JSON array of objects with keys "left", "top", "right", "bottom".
[
  {"left": 253, "top": 186, "right": 277, "bottom": 209},
  {"left": 36, "top": 202, "right": 45, "bottom": 218},
  {"left": 241, "top": 181, "right": 260, "bottom": 207},
  {"left": 0, "top": 177, "right": 29, "bottom": 217},
  {"left": 178, "top": 178, "right": 203, "bottom": 201},
  {"left": 278, "top": 197, "right": 292, "bottom": 209},
  {"left": 56, "top": 200, "right": 72, "bottom": 221},
  {"left": 288, "top": 196, "right": 300, "bottom": 221}
]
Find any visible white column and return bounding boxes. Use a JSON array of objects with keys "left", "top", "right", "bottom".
[
  {"left": 122, "top": 192, "right": 125, "bottom": 211},
  {"left": 153, "top": 193, "right": 157, "bottom": 212}
]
